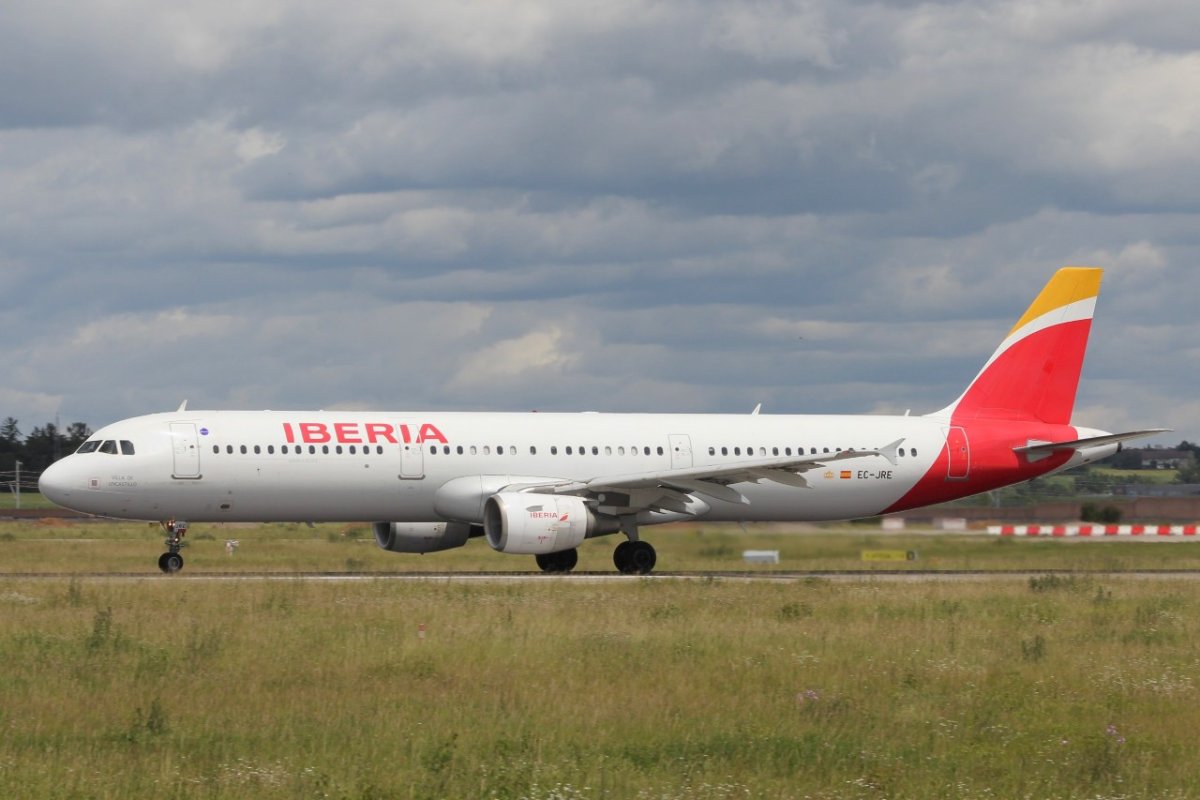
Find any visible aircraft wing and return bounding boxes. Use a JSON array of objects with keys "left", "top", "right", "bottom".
[{"left": 505, "top": 439, "right": 905, "bottom": 513}]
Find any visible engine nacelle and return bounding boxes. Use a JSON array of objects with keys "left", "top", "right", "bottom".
[
  {"left": 372, "top": 521, "right": 478, "bottom": 554},
  {"left": 484, "top": 492, "right": 610, "bottom": 555}
]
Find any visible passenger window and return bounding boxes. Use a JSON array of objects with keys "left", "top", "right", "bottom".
[
  {"left": 899, "top": 448, "right": 906, "bottom": 457},
  {"left": 708, "top": 447, "right": 715, "bottom": 456},
  {"left": 618, "top": 447, "right": 625, "bottom": 455},
  {"left": 282, "top": 445, "right": 289, "bottom": 454},
  {"left": 510, "top": 446, "right": 517, "bottom": 455},
  {"left": 226, "top": 445, "right": 234, "bottom": 454},
  {"left": 240, "top": 445, "right": 248, "bottom": 454},
  {"left": 721, "top": 447, "right": 728, "bottom": 456},
  {"left": 911, "top": 448, "right": 918, "bottom": 457},
  {"left": 268, "top": 445, "right": 275, "bottom": 454},
  {"left": 254, "top": 445, "right": 262, "bottom": 455},
  {"left": 592, "top": 446, "right": 599, "bottom": 455},
  {"left": 483, "top": 446, "right": 492, "bottom": 455},
  {"left": 644, "top": 446, "right": 651, "bottom": 456},
  {"left": 551, "top": 446, "right": 558, "bottom": 455},
  {"left": 605, "top": 446, "right": 612, "bottom": 455},
  {"left": 785, "top": 447, "right": 792, "bottom": 456},
  {"left": 656, "top": 447, "right": 663, "bottom": 456},
  {"left": 457, "top": 446, "right": 464, "bottom": 455},
  {"left": 470, "top": 446, "right": 478, "bottom": 455},
  {"left": 309, "top": 445, "right": 316, "bottom": 454},
  {"left": 496, "top": 445, "right": 503, "bottom": 454},
  {"left": 566, "top": 446, "right": 573, "bottom": 455},
  {"left": 212, "top": 445, "right": 220, "bottom": 454},
  {"left": 734, "top": 447, "right": 741, "bottom": 456},
  {"left": 530, "top": 446, "right": 537, "bottom": 455},
  {"left": 772, "top": 447, "right": 779, "bottom": 456}
]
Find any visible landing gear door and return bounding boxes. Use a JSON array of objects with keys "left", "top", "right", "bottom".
[
  {"left": 669, "top": 434, "right": 693, "bottom": 470},
  {"left": 945, "top": 426, "right": 970, "bottom": 481},
  {"left": 170, "top": 423, "right": 202, "bottom": 479},
  {"left": 400, "top": 430, "right": 425, "bottom": 480}
]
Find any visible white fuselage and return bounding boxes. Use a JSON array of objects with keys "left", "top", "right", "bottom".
[{"left": 39, "top": 410, "right": 956, "bottom": 524}]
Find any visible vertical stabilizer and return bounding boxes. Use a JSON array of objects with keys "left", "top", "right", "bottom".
[{"left": 931, "top": 267, "right": 1103, "bottom": 424}]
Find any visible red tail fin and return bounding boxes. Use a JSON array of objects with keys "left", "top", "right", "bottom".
[{"left": 932, "top": 267, "right": 1102, "bottom": 424}]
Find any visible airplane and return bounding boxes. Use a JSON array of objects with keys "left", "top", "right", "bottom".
[{"left": 38, "top": 267, "right": 1165, "bottom": 574}]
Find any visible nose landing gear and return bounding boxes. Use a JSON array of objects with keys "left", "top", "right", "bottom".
[{"left": 158, "top": 520, "right": 188, "bottom": 573}]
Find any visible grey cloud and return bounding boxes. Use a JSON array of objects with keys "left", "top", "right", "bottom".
[{"left": 1, "top": 0, "right": 1197, "bottom": 444}]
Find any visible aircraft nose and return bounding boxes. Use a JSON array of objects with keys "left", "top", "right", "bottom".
[{"left": 38, "top": 459, "right": 77, "bottom": 507}]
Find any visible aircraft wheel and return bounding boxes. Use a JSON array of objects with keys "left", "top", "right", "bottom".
[
  {"left": 613, "top": 541, "right": 633, "bottom": 573},
  {"left": 535, "top": 548, "right": 579, "bottom": 573},
  {"left": 626, "top": 541, "right": 656, "bottom": 575},
  {"left": 159, "top": 552, "right": 184, "bottom": 573},
  {"left": 614, "top": 540, "right": 655, "bottom": 575}
]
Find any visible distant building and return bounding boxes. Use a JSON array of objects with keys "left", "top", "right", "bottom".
[{"left": 1124, "top": 448, "right": 1195, "bottom": 470}]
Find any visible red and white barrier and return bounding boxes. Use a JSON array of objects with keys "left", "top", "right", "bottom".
[{"left": 987, "top": 524, "right": 1199, "bottom": 537}]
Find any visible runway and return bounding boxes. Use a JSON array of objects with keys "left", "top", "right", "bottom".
[{"left": 4, "top": 569, "right": 1200, "bottom": 582}]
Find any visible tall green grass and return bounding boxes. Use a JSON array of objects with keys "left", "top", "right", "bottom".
[{"left": 2, "top": 575, "right": 1200, "bottom": 798}]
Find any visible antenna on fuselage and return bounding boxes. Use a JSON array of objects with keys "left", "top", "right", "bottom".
[
  {"left": 176, "top": 400, "right": 188, "bottom": 412},
  {"left": 751, "top": 403, "right": 762, "bottom": 415}
]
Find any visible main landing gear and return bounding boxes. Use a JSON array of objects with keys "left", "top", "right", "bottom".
[
  {"left": 612, "top": 516, "right": 656, "bottom": 575},
  {"left": 613, "top": 540, "right": 656, "bottom": 575},
  {"left": 158, "top": 519, "right": 188, "bottom": 573},
  {"left": 531, "top": 541, "right": 657, "bottom": 574},
  {"left": 535, "top": 548, "right": 579, "bottom": 573}
]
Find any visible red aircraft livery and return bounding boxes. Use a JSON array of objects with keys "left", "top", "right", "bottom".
[{"left": 282, "top": 421, "right": 449, "bottom": 445}]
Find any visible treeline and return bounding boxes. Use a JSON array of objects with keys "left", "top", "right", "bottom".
[{"left": 0, "top": 417, "right": 93, "bottom": 476}]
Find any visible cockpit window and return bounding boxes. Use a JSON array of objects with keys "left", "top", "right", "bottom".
[
  {"left": 77, "top": 440, "right": 102, "bottom": 454},
  {"left": 120, "top": 440, "right": 135, "bottom": 455},
  {"left": 98, "top": 440, "right": 118, "bottom": 455}
]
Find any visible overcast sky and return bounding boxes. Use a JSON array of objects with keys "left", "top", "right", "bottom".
[{"left": 1, "top": 0, "right": 1196, "bottom": 443}]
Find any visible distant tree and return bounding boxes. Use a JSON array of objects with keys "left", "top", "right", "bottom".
[
  {"left": 1111, "top": 446, "right": 1144, "bottom": 470},
  {"left": 63, "top": 421, "right": 91, "bottom": 451},
  {"left": 0, "top": 417, "right": 19, "bottom": 462},
  {"left": 22, "top": 424, "right": 65, "bottom": 472}
]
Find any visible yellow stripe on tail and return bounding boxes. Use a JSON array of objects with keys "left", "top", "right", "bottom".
[{"left": 1009, "top": 267, "right": 1103, "bottom": 335}]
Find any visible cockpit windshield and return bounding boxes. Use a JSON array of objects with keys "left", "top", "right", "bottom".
[{"left": 75, "top": 439, "right": 136, "bottom": 455}]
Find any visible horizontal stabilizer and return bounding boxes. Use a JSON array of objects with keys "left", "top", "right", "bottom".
[{"left": 1013, "top": 429, "right": 1171, "bottom": 461}]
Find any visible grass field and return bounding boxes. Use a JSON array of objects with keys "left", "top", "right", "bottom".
[
  {"left": 7, "top": 518, "right": 1200, "bottom": 574},
  {"left": 5, "top": 522, "right": 1200, "bottom": 798},
  {"left": 0, "top": 490, "right": 57, "bottom": 509}
]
